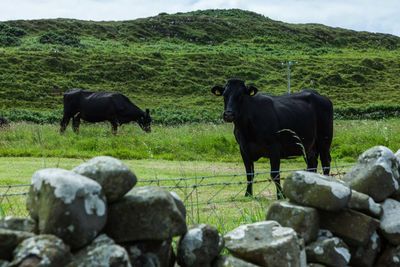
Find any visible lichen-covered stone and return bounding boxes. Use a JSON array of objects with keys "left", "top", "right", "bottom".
[
  {"left": 105, "top": 186, "right": 187, "bottom": 242},
  {"left": 73, "top": 156, "right": 137, "bottom": 203},
  {"left": 349, "top": 231, "right": 381, "bottom": 267},
  {"left": 343, "top": 146, "right": 400, "bottom": 202},
  {"left": 212, "top": 255, "right": 259, "bottom": 267},
  {"left": 170, "top": 191, "right": 186, "bottom": 219},
  {"left": 0, "top": 229, "right": 34, "bottom": 261},
  {"left": 0, "top": 260, "right": 9, "bottom": 267},
  {"left": 306, "top": 230, "right": 350, "bottom": 267},
  {"left": 0, "top": 217, "right": 36, "bottom": 233},
  {"left": 26, "top": 168, "right": 107, "bottom": 250},
  {"left": 319, "top": 209, "right": 379, "bottom": 246},
  {"left": 380, "top": 198, "right": 400, "bottom": 245},
  {"left": 67, "top": 234, "right": 131, "bottom": 267},
  {"left": 224, "top": 221, "right": 306, "bottom": 267},
  {"left": 283, "top": 171, "right": 351, "bottom": 211},
  {"left": 177, "top": 224, "right": 222, "bottom": 267},
  {"left": 124, "top": 239, "right": 174, "bottom": 267},
  {"left": 266, "top": 200, "right": 319, "bottom": 244},
  {"left": 9, "top": 235, "right": 71, "bottom": 267},
  {"left": 348, "top": 190, "right": 382, "bottom": 218},
  {"left": 375, "top": 245, "right": 400, "bottom": 267}
]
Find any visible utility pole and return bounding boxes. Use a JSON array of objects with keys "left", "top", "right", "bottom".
[{"left": 281, "top": 61, "right": 297, "bottom": 94}]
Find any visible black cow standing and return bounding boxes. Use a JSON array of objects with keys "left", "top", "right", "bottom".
[
  {"left": 60, "top": 89, "right": 152, "bottom": 134},
  {"left": 212, "top": 79, "right": 333, "bottom": 199}
]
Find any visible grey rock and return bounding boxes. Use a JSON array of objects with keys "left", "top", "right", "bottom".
[
  {"left": 73, "top": 156, "right": 137, "bottom": 203},
  {"left": 0, "top": 217, "right": 36, "bottom": 233},
  {"left": 348, "top": 190, "right": 382, "bottom": 218},
  {"left": 283, "top": 171, "right": 351, "bottom": 211},
  {"left": 105, "top": 186, "right": 186, "bottom": 242},
  {"left": 375, "top": 245, "right": 400, "bottom": 267},
  {"left": 224, "top": 221, "right": 306, "bottom": 267},
  {"left": 9, "top": 235, "right": 71, "bottom": 267},
  {"left": 343, "top": 146, "right": 400, "bottom": 202},
  {"left": 124, "top": 239, "right": 174, "bottom": 267},
  {"left": 319, "top": 209, "right": 379, "bottom": 246},
  {"left": 266, "top": 200, "right": 319, "bottom": 244},
  {"left": 0, "top": 229, "right": 34, "bottom": 261},
  {"left": 306, "top": 231, "right": 350, "bottom": 267},
  {"left": 177, "top": 224, "right": 222, "bottom": 267},
  {"left": 26, "top": 168, "right": 107, "bottom": 250},
  {"left": 0, "top": 260, "right": 9, "bottom": 267},
  {"left": 393, "top": 144, "right": 400, "bottom": 200},
  {"left": 349, "top": 231, "right": 381, "bottom": 267},
  {"left": 68, "top": 234, "right": 131, "bottom": 267},
  {"left": 170, "top": 191, "right": 186, "bottom": 219},
  {"left": 212, "top": 255, "right": 260, "bottom": 267},
  {"left": 307, "top": 264, "right": 327, "bottom": 267},
  {"left": 380, "top": 198, "right": 400, "bottom": 245}
]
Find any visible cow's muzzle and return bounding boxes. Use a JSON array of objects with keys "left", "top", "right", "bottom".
[{"left": 223, "top": 111, "right": 234, "bottom": 122}]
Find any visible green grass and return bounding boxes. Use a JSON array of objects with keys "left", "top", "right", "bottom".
[
  {"left": 1, "top": 120, "right": 400, "bottom": 162},
  {"left": 1, "top": 9, "right": 400, "bottom": 233},
  {"left": 1, "top": 118, "right": 398, "bottom": 231},
  {"left": 0, "top": 9, "right": 400, "bottom": 124},
  {"left": 0, "top": 156, "right": 349, "bottom": 233}
]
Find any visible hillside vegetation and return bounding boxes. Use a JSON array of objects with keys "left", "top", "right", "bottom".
[{"left": 0, "top": 9, "right": 399, "bottom": 124}]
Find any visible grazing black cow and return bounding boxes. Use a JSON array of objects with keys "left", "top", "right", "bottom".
[
  {"left": 0, "top": 116, "right": 8, "bottom": 127},
  {"left": 60, "top": 89, "right": 152, "bottom": 134},
  {"left": 212, "top": 79, "right": 333, "bottom": 199}
]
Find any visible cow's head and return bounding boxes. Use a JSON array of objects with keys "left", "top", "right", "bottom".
[
  {"left": 138, "top": 109, "right": 152, "bottom": 133},
  {"left": 211, "top": 79, "right": 258, "bottom": 122}
]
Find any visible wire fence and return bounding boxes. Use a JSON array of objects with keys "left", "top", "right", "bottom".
[{"left": 0, "top": 165, "right": 350, "bottom": 232}]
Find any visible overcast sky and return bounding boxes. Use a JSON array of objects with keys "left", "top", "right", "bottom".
[{"left": 1, "top": 0, "right": 399, "bottom": 36}]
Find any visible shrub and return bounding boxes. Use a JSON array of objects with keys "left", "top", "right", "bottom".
[
  {"left": 39, "top": 31, "right": 81, "bottom": 47},
  {"left": 0, "top": 23, "right": 26, "bottom": 47},
  {"left": 0, "top": 35, "right": 21, "bottom": 46}
]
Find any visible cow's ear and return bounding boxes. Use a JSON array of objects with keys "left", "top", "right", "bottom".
[
  {"left": 211, "top": 86, "right": 224, "bottom": 96},
  {"left": 247, "top": 85, "right": 258, "bottom": 96},
  {"left": 145, "top": 108, "right": 150, "bottom": 115}
]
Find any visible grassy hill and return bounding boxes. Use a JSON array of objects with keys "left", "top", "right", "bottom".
[{"left": 1, "top": 9, "right": 399, "bottom": 124}]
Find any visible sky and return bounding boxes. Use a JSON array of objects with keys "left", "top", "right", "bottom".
[{"left": 1, "top": 0, "right": 399, "bottom": 36}]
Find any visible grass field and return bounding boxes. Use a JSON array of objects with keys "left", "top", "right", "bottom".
[
  {"left": 0, "top": 119, "right": 399, "bottom": 162},
  {"left": 0, "top": 156, "right": 351, "bottom": 232},
  {"left": 1, "top": 119, "right": 398, "bottom": 231}
]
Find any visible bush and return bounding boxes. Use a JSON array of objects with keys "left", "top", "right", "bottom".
[
  {"left": 0, "top": 23, "right": 26, "bottom": 47},
  {"left": 0, "top": 24, "right": 26, "bottom": 37},
  {"left": 39, "top": 31, "right": 81, "bottom": 47},
  {"left": 0, "top": 35, "right": 21, "bottom": 46}
]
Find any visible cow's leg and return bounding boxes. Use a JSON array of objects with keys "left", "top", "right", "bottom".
[
  {"left": 270, "top": 149, "right": 284, "bottom": 200},
  {"left": 317, "top": 136, "right": 332, "bottom": 175},
  {"left": 320, "top": 147, "right": 332, "bottom": 175},
  {"left": 72, "top": 114, "right": 80, "bottom": 134},
  {"left": 244, "top": 160, "right": 255, "bottom": 197},
  {"left": 240, "top": 150, "right": 254, "bottom": 197},
  {"left": 110, "top": 120, "right": 118, "bottom": 135},
  {"left": 60, "top": 114, "right": 71, "bottom": 134},
  {"left": 306, "top": 150, "right": 318, "bottom": 173}
]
